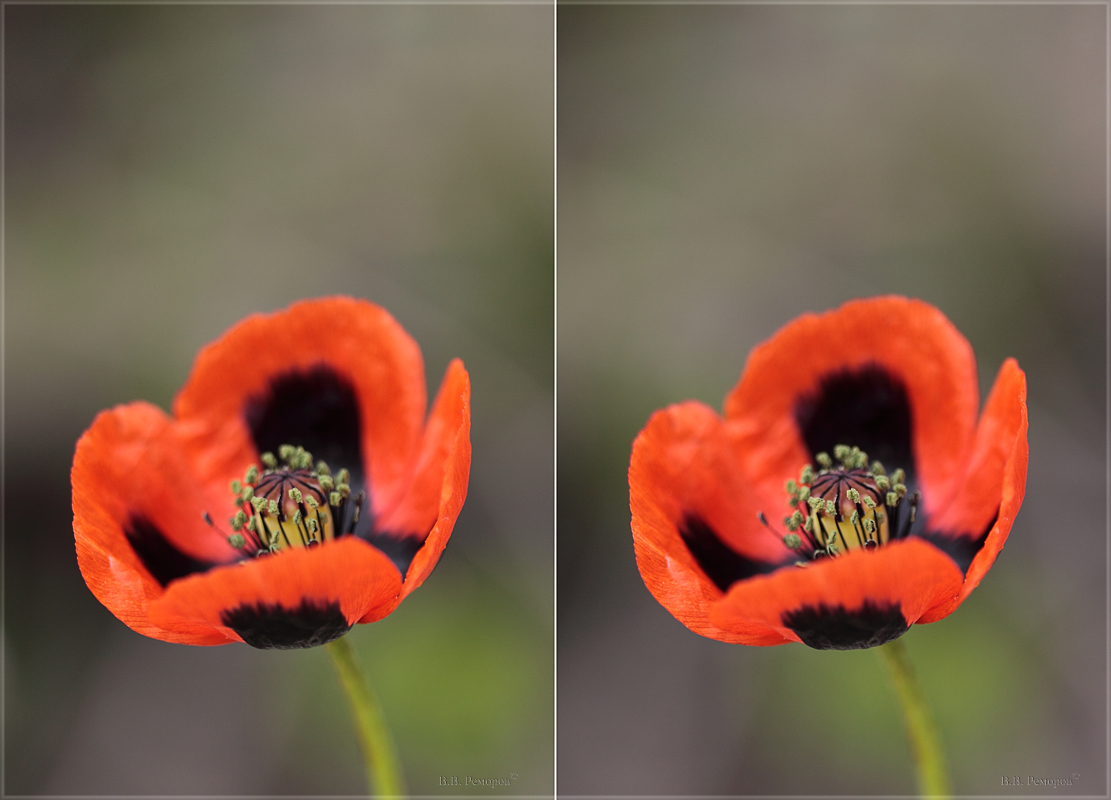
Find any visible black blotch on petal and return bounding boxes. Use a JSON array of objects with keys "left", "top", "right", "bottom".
[
  {"left": 365, "top": 531, "right": 425, "bottom": 577},
  {"left": 125, "top": 514, "right": 216, "bottom": 588},
  {"left": 783, "top": 600, "right": 909, "bottom": 650},
  {"left": 919, "top": 508, "right": 999, "bottom": 576},
  {"left": 245, "top": 365, "right": 364, "bottom": 486},
  {"left": 679, "top": 514, "right": 781, "bottom": 593},
  {"left": 795, "top": 365, "right": 915, "bottom": 481},
  {"left": 221, "top": 598, "right": 351, "bottom": 649}
]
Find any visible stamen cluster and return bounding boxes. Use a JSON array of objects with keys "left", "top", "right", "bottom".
[
  {"left": 215, "top": 444, "right": 364, "bottom": 558},
  {"left": 762, "top": 443, "right": 919, "bottom": 563}
]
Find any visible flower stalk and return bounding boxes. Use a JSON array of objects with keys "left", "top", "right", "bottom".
[
  {"left": 327, "top": 637, "right": 406, "bottom": 798},
  {"left": 877, "top": 639, "right": 950, "bottom": 799}
]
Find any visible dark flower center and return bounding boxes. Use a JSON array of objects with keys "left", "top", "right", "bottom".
[
  {"left": 207, "top": 444, "right": 365, "bottom": 558},
  {"left": 762, "top": 443, "right": 920, "bottom": 562}
]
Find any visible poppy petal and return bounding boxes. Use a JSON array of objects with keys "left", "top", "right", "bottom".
[
  {"left": 172, "top": 297, "right": 427, "bottom": 528},
  {"left": 148, "top": 537, "right": 404, "bottom": 648},
  {"left": 72, "top": 402, "right": 237, "bottom": 645},
  {"left": 918, "top": 359, "right": 1028, "bottom": 623},
  {"left": 75, "top": 536, "right": 231, "bottom": 645},
  {"left": 709, "top": 537, "right": 965, "bottom": 649},
  {"left": 381, "top": 360, "right": 472, "bottom": 605},
  {"left": 723, "top": 296, "right": 979, "bottom": 516},
  {"left": 630, "top": 401, "right": 793, "bottom": 644}
]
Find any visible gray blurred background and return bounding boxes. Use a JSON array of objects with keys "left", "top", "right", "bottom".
[
  {"left": 6, "top": 5, "right": 552, "bottom": 795},
  {"left": 558, "top": 5, "right": 1105, "bottom": 796}
]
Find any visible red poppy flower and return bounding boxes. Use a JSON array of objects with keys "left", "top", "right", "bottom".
[
  {"left": 629, "top": 296, "right": 1027, "bottom": 649},
  {"left": 73, "top": 297, "right": 471, "bottom": 649}
]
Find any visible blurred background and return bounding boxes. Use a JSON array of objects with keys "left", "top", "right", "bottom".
[
  {"left": 558, "top": 5, "right": 1105, "bottom": 796},
  {"left": 6, "top": 5, "right": 552, "bottom": 796}
]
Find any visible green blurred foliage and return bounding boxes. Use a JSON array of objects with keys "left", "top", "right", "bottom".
[{"left": 267, "top": 567, "right": 553, "bottom": 794}]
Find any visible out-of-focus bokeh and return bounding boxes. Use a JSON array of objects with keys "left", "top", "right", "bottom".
[
  {"left": 6, "top": 6, "right": 552, "bottom": 795},
  {"left": 558, "top": 6, "right": 1105, "bottom": 796}
]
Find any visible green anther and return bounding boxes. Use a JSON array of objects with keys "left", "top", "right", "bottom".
[
  {"left": 318, "top": 513, "right": 328, "bottom": 526},
  {"left": 316, "top": 461, "right": 331, "bottom": 476},
  {"left": 307, "top": 517, "right": 319, "bottom": 533},
  {"left": 790, "top": 510, "right": 803, "bottom": 527},
  {"left": 337, "top": 468, "right": 350, "bottom": 485},
  {"left": 241, "top": 487, "right": 254, "bottom": 504},
  {"left": 798, "top": 486, "right": 811, "bottom": 504},
  {"left": 319, "top": 475, "right": 335, "bottom": 492},
  {"left": 850, "top": 510, "right": 860, "bottom": 525},
  {"left": 786, "top": 479, "right": 798, "bottom": 495},
  {"left": 833, "top": 444, "right": 851, "bottom": 462},
  {"left": 231, "top": 480, "right": 242, "bottom": 495},
  {"left": 892, "top": 468, "right": 905, "bottom": 485},
  {"left": 268, "top": 499, "right": 279, "bottom": 516},
  {"left": 864, "top": 518, "right": 876, "bottom": 533},
  {"left": 293, "top": 509, "right": 302, "bottom": 525},
  {"left": 875, "top": 512, "right": 886, "bottom": 525},
  {"left": 826, "top": 543, "right": 839, "bottom": 556},
  {"left": 785, "top": 515, "right": 800, "bottom": 532},
  {"left": 805, "top": 515, "right": 817, "bottom": 534},
  {"left": 228, "top": 533, "right": 246, "bottom": 549},
  {"left": 330, "top": 491, "right": 342, "bottom": 507},
  {"left": 808, "top": 496, "right": 823, "bottom": 511},
  {"left": 245, "top": 465, "right": 259, "bottom": 485},
  {"left": 232, "top": 510, "right": 248, "bottom": 530},
  {"left": 289, "top": 487, "right": 303, "bottom": 504},
  {"left": 847, "top": 488, "right": 861, "bottom": 504},
  {"left": 894, "top": 483, "right": 907, "bottom": 498},
  {"left": 338, "top": 484, "right": 351, "bottom": 499},
  {"left": 306, "top": 496, "right": 319, "bottom": 509},
  {"left": 876, "top": 475, "right": 891, "bottom": 491},
  {"left": 783, "top": 533, "right": 802, "bottom": 550},
  {"left": 816, "top": 452, "right": 832, "bottom": 468},
  {"left": 825, "top": 500, "right": 836, "bottom": 516},
  {"left": 296, "top": 450, "right": 313, "bottom": 469},
  {"left": 279, "top": 444, "right": 296, "bottom": 462},
  {"left": 800, "top": 464, "right": 814, "bottom": 484},
  {"left": 863, "top": 496, "right": 877, "bottom": 509},
  {"left": 261, "top": 452, "right": 277, "bottom": 469},
  {"left": 852, "top": 450, "right": 869, "bottom": 469},
  {"left": 247, "top": 515, "right": 258, "bottom": 533},
  {"left": 870, "top": 461, "right": 885, "bottom": 476},
  {"left": 886, "top": 492, "right": 898, "bottom": 507}
]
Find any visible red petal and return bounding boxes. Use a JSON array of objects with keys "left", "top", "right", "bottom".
[
  {"left": 918, "top": 359, "right": 1028, "bottom": 622},
  {"left": 630, "top": 401, "right": 792, "bottom": 644},
  {"left": 72, "top": 403, "right": 236, "bottom": 645},
  {"left": 148, "top": 537, "right": 404, "bottom": 639},
  {"left": 173, "top": 297, "right": 427, "bottom": 519},
  {"left": 724, "top": 296, "right": 980, "bottom": 514},
  {"left": 385, "top": 360, "right": 472, "bottom": 605},
  {"left": 709, "top": 537, "right": 965, "bottom": 642}
]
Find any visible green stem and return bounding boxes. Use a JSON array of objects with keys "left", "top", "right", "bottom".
[
  {"left": 326, "top": 637, "right": 406, "bottom": 798},
  {"left": 877, "top": 639, "right": 950, "bottom": 799}
]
